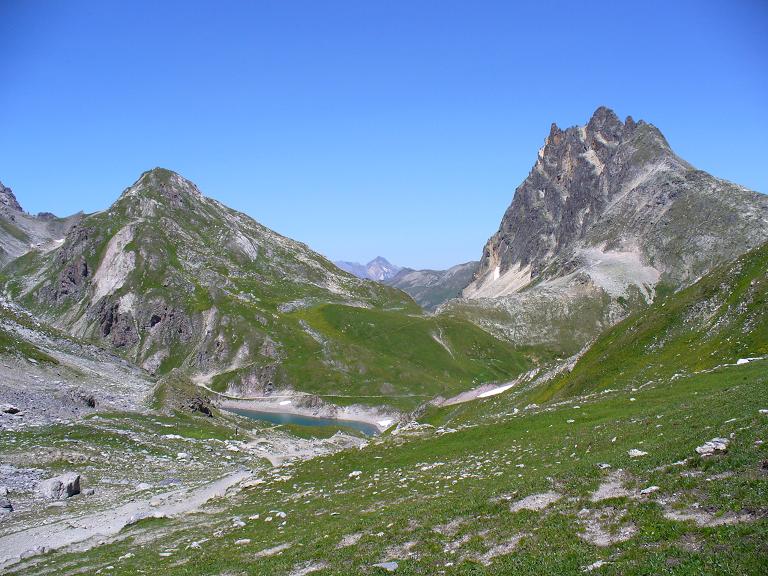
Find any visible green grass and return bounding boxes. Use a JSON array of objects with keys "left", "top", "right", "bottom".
[
  {"left": 273, "top": 304, "right": 539, "bottom": 409},
  {"left": 15, "top": 359, "right": 766, "bottom": 575},
  {"left": 532, "top": 241, "right": 768, "bottom": 403},
  {"left": 5, "top": 244, "right": 768, "bottom": 575},
  {"left": 0, "top": 326, "right": 57, "bottom": 363}
]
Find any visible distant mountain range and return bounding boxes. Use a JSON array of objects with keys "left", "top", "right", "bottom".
[
  {"left": 333, "top": 256, "right": 401, "bottom": 281},
  {"left": 334, "top": 256, "right": 480, "bottom": 311},
  {"left": 384, "top": 261, "right": 479, "bottom": 312}
]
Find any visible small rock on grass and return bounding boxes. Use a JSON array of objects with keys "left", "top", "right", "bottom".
[
  {"left": 372, "top": 561, "right": 398, "bottom": 572},
  {"left": 695, "top": 438, "right": 729, "bottom": 457},
  {"left": 628, "top": 449, "right": 648, "bottom": 458}
]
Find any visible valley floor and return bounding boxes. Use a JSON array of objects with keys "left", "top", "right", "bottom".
[{"left": 2, "top": 358, "right": 766, "bottom": 575}]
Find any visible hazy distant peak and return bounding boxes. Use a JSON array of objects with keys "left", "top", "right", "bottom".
[{"left": 334, "top": 256, "right": 401, "bottom": 281}]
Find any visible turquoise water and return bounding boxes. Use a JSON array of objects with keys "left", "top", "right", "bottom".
[{"left": 228, "top": 408, "right": 380, "bottom": 436}]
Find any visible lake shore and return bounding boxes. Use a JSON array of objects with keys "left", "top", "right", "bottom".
[{"left": 217, "top": 394, "right": 400, "bottom": 433}]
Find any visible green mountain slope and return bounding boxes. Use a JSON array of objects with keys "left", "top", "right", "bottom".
[
  {"left": 533, "top": 240, "right": 768, "bottom": 403},
  {"left": 8, "top": 308, "right": 766, "bottom": 574},
  {"left": 1, "top": 169, "right": 533, "bottom": 408}
]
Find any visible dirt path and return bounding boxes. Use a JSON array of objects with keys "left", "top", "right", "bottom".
[{"left": 0, "top": 469, "right": 251, "bottom": 570}]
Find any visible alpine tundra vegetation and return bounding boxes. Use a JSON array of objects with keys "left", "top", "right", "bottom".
[
  {"left": 5, "top": 0, "right": 768, "bottom": 571},
  {"left": 1, "top": 105, "right": 767, "bottom": 575}
]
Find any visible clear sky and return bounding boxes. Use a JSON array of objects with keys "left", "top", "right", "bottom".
[{"left": 1, "top": 1, "right": 766, "bottom": 269}]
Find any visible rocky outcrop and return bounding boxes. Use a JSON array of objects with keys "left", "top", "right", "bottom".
[
  {"left": 0, "top": 487, "right": 12, "bottom": 514},
  {"left": 0, "top": 182, "right": 23, "bottom": 212},
  {"left": 93, "top": 298, "right": 139, "bottom": 348},
  {"left": 445, "top": 107, "right": 768, "bottom": 353}
]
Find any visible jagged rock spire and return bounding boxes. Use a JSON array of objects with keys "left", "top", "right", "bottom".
[
  {"left": 464, "top": 106, "right": 767, "bottom": 299},
  {"left": 0, "top": 181, "right": 23, "bottom": 212}
]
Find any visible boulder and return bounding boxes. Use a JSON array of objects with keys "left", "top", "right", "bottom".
[
  {"left": 1, "top": 404, "right": 20, "bottom": 414},
  {"left": 38, "top": 472, "right": 81, "bottom": 500}
]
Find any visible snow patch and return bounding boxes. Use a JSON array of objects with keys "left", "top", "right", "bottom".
[{"left": 477, "top": 383, "right": 515, "bottom": 398}]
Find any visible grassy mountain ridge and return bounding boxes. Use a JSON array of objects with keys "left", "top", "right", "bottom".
[{"left": 0, "top": 168, "right": 535, "bottom": 409}]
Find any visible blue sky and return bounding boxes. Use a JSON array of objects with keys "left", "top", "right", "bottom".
[{"left": 1, "top": 1, "right": 766, "bottom": 269}]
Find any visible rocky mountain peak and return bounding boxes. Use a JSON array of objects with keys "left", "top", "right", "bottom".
[
  {"left": 0, "top": 181, "right": 23, "bottom": 212},
  {"left": 366, "top": 256, "right": 401, "bottom": 281},
  {"left": 121, "top": 168, "right": 204, "bottom": 209},
  {"left": 586, "top": 105, "right": 622, "bottom": 133},
  {"left": 464, "top": 107, "right": 768, "bottom": 300}
]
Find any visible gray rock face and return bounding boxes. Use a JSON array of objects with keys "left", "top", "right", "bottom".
[
  {"left": 0, "top": 486, "right": 12, "bottom": 512},
  {"left": 385, "top": 261, "right": 479, "bottom": 311},
  {"left": 37, "top": 472, "right": 81, "bottom": 500},
  {"left": 0, "top": 180, "right": 82, "bottom": 267},
  {"left": 0, "top": 182, "right": 23, "bottom": 212},
  {"left": 465, "top": 106, "right": 768, "bottom": 298},
  {"left": 444, "top": 107, "right": 768, "bottom": 354}
]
